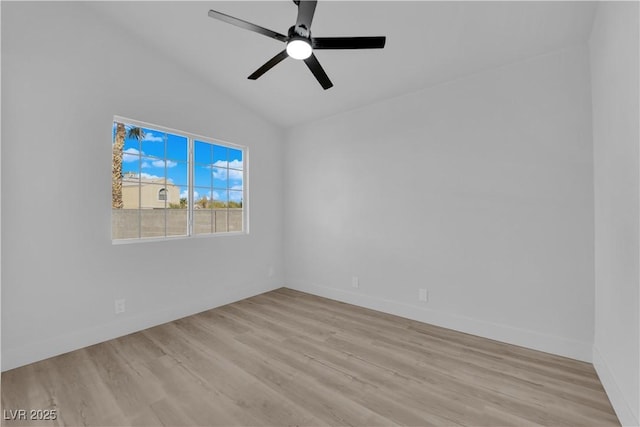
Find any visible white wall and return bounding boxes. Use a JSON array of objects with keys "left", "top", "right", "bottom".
[
  {"left": 285, "top": 46, "right": 595, "bottom": 362},
  {"left": 589, "top": 2, "right": 640, "bottom": 425},
  {"left": 4, "top": 7, "right": 638, "bottom": 423},
  {"left": 1, "top": 2, "right": 284, "bottom": 371}
]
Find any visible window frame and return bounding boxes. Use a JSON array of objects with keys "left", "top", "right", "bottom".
[{"left": 112, "top": 116, "right": 249, "bottom": 244}]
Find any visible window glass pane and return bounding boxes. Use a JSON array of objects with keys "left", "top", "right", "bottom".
[
  {"left": 167, "top": 134, "right": 187, "bottom": 161},
  {"left": 228, "top": 168, "right": 243, "bottom": 187},
  {"left": 140, "top": 209, "right": 166, "bottom": 238},
  {"left": 229, "top": 190, "right": 243, "bottom": 207},
  {"left": 122, "top": 140, "right": 142, "bottom": 159},
  {"left": 212, "top": 167, "right": 227, "bottom": 188},
  {"left": 141, "top": 130, "right": 165, "bottom": 159},
  {"left": 142, "top": 159, "right": 175, "bottom": 170},
  {"left": 195, "top": 141, "right": 211, "bottom": 164},
  {"left": 139, "top": 184, "right": 168, "bottom": 238},
  {"left": 176, "top": 185, "right": 188, "bottom": 205},
  {"left": 228, "top": 148, "right": 243, "bottom": 169},
  {"left": 169, "top": 161, "right": 188, "bottom": 186},
  {"left": 121, "top": 174, "right": 140, "bottom": 209},
  {"left": 167, "top": 206, "right": 188, "bottom": 236},
  {"left": 122, "top": 158, "right": 140, "bottom": 176},
  {"left": 212, "top": 145, "right": 228, "bottom": 166},
  {"left": 228, "top": 209, "right": 242, "bottom": 232},
  {"left": 140, "top": 158, "right": 166, "bottom": 180},
  {"left": 194, "top": 187, "right": 211, "bottom": 209},
  {"left": 122, "top": 134, "right": 142, "bottom": 177},
  {"left": 212, "top": 189, "right": 228, "bottom": 207},
  {"left": 194, "top": 164, "right": 212, "bottom": 188},
  {"left": 214, "top": 209, "right": 228, "bottom": 233},
  {"left": 112, "top": 209, "right": 139, "bottom": 239},
  {"left": 140, "top": 184, "right": 172, "bottom": 209},
  {"left": 194, "top": 209, "right": 213, "bottom": 235}
]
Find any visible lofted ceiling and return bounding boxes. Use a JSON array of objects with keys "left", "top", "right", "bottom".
[{"left": 87, "top": 1, "right": 597, "bottom": 128}]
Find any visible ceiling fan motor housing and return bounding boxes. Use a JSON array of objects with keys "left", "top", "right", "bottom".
[{"left": 289, "top": 25, "right": 310, "bottom": 40}]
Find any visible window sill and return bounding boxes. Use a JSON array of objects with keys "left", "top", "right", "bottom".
[{"left": 111, "top": 231, "right": 249, "bottom": 245}]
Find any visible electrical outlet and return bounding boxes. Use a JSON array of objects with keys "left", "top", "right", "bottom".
[
  {"left": 268, "top": 266, "right": 274, "bottom": 277},
  {"left": 115, "top": 299, "right": 126, "bottom": 314},
  {"left": 351, "top": 276, "right": 359, "bottom": 289},
  {"left": 419, "top": 289, "right": 428, "bottom": 302}
]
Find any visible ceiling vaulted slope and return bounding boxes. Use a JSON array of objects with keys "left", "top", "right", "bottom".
[{"left": 87, "top": 1, "right": 597, "bottom": 128}]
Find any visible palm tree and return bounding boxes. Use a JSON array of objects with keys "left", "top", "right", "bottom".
[{"left": 112, "top": 123, "right": 145, "bottom": 209}]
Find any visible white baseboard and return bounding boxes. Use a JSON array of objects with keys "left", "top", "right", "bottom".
[
  {"left": 2, "top": 279, "right": 595, "bottom": 370},
  {"left": 2, "top": 282, "right": 282, "bottom": 372},
  {"left": 287, "top": 281, "right": 593, "bottom": 363},
  {"left": 593, "top": 345, "right": 639, "bottom": 427}
]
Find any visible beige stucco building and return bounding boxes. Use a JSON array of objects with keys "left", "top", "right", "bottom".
[{"left": 122, "top": 172, "right": 180, "bottom": 208}]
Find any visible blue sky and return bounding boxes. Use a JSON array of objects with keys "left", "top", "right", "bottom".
[{"left": 117, "top": 125, "right": 243, "bottom": 204}]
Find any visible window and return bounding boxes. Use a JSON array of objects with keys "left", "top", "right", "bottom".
[
  {"left": 111, "top": 117, "right": 247, "bottom": 242},
  {"left": 193, "top": 140, "right": 244, "bottom": 234}
]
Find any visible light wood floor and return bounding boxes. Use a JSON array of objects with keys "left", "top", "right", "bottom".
[{"left": 2, "top": 288, "right": 619, "bottom": 426}]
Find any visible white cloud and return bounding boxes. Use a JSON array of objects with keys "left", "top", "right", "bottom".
[
  {"left": 211, "top": 160, "right": 243, "bottom": 181},
  {"left": 211, "top": 168, "right": 226, "bottom": 180},
  {"left": 180, "top": 189, "right": 199, "bottom": 200},
  {"left": 139, "top": 172, "right": 163, "bottom": 180},
  {"left": 231, "top": 185, "right": 243, "bottom": 191},
  {"left": 212, "top": 160, "right": 243, "bottom": 169},
  {"left": 179, "top": 190, "right": 204, "bottom": 201},
  {"left": 123, "top": 147, "right": 142, "bottom": 163},
  {"left": 143, "top": 132, "right": 164, "bottom": 142},
  {"left": 140, "top": 159, "right": 177, "bottom": 169},
  {"left": 152, "top": 159, "right": 177, "bottom": 168}
]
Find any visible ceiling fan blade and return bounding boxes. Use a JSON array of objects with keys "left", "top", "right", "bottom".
[
  {"left": 248, "top": 50, "right": 289, "bottom": 80},
  {"left": 296, "top": 0, "right": 317, "bottom": 32},
  {"left": 303, "top": 53, "right": 333, "bottom": 90},
  {"left": 208, "top": 10, "right": 288, "bottom": 43},
  {"left": 312, "top": 36, "right": 386, "bottom": 50}
]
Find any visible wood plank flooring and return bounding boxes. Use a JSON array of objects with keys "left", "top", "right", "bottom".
[{"left": 2, "top": 288, "right": 619, "bottom": 426}]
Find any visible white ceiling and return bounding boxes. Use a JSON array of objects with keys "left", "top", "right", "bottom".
[{"left": 87, "top": 1, "right": 597, "bottom": 128}]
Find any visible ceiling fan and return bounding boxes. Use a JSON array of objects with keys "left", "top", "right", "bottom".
[{"left": 208, "top": 0, "right": 386, "bottom": 90}]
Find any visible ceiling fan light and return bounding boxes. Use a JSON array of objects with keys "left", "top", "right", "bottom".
[{"left": 286, "top": 38, "right": 312, "bottom": 60}]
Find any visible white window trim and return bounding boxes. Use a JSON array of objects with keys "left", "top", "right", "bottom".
[{"left": 112, "top": 115, "right": 249, "bottom": 244}]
